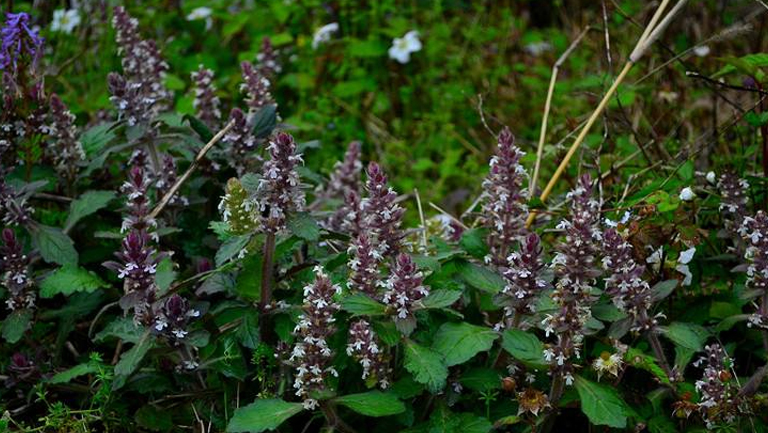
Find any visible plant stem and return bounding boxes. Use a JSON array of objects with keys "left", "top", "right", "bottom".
[
  {"left": 647, "top": 330, "right": 675, "bottom": 382},
  {"left": 259, "top": 232, "right": 276, "bottom": 341}
]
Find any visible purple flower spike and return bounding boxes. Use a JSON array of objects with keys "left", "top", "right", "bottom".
[
  {"left": 256, "top": 36, "right": 281, "bottom": 78},
  {"left": 0, "top": 228, "right": 34, "bottom": 310},
  {"left": 347, "top": 232, "right": 383, "bottom": 298},
  {"left": 191, "top": 65, "right": 221, "bottom": 130},
  {"left": 496, "top": 232, "right": 548, "bottom": 329},
  {"left": 382, "top": 253, "right": 429, "bottom": 322},
  {"left": 240, "top": 61, "right": 274, "bottom": 113},
  {"left": 480, "top": 127, "right": 528, "bottom": 267},
  {"left": 222, "top": 107, "right": 260, "bottom": 175},
  {"left": 257, "top": 131, "right": 305, "bottom": 233},
  {"left": 318, "top": 141, "right": 363, "bottom": 233},
  {"left": 290, "top": 266, "right": 341, "bottom": 410},
  {"left": 362, "top": 162, "right": 405, "bottom": 257},
  {"left": 740, "top": 211, "right": 768, "bottom": 329},
  {"left": 152, "top": 294, "right": 201, "bottom": 346},
  {"left": 0, "top": 12, "right": 44, "bottom": 75},
  {"left": 48, "top": 94, "right": 85, "bottom": 183},
  {"left": 347, "top": 319, "right": 391, "bottom": 389}
]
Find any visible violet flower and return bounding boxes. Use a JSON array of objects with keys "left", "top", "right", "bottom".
[
  {"left": 290, "top": 266, "right": 341, "bottom": 410},
  {"left": 347, "top": 232, "right": 383, "bottom": 298},
  {"left": 480, "top": 127, "right": 528, "bottom": 267},
  {"left": 111, "top": 6, "right": 170, "bottom": 107},
  {"left": 318, "top": 141, "right": 363, "bottom": 232},
  {"left": 542, "top": 174, "right": 602, "bottom": 391},
  {"left": 190, "top": 65, "right": 221, "bottom": 130},
  {"left": 104, "top": 229, "right": 167, "bottom": 325},
  {"left": 0, "top": 175, "right": 33, "bottom": 227},
  {"left": 1, "top": 228, "right": 34, "bottom": 310},
  {"left": 602, "top": 228, "right": 658, "bottom": 332},
  {"left": 718, "top": 173, "right": 749, "bottom": 241},
  {"left": 496, "top": 232, "right": 548, "bottom": 329},
  {"left": 222, "top": 107, "right": 260, "bottom": 176},
  {"left": 362, "top": 162, "right": 405, "bottom": 257},
  {"left": 346, "top": 319, "right": 390, "bottom": 388},
  {"left": 256, "top": 36, "right": 281, "bottom": 78},
  {"left": 739, "top": 211, "right": 768, "bottom": 329},
  {"left": 107, "top": 72, "right": 153, "bottom": 127},
  {"left": 152, "top": 294, "right": 201, "bottom": 346},
  {"left": 0, "top": 12, "right": 44, "bottom": 76},
  {"left": 257, "top": 131, "right": 305, "bottom": 233},
  {"left": 47, "top": 94, "right": 85, "bottom": 183},
  {"left": 382, "top": 253, "right": 429, "bottom": 324},
  {"left": 119, "top": 165, "right": 157, "bottom": 237},
  {"left": 155, "top": 154, "right": 188, "bottom": 208},
  {"left": 240, "top": 61, "right": 274, "bottom": 114},
  {"left": 693, "top": 344, "right": 740, "bottom": 428}
]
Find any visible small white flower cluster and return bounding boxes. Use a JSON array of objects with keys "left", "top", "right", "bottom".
[
  {"left": 346, "top": 319, "right": 390, "bottom": 389},
  {"left": 290, "top": 266, "right": 341, "bottom": 410},
  {"left": 739, "top": 212, "right": 768, "bottom": 328},
  {"left": 51, "top": 9, "right": 81, "bottom": 34},
  {"left": 257, "top": 132, "right": 306, "bottom": 233},
  {"left": 347, "top": 233, "right": 383, "bottom": 298},
  {"left": 312, "top": 23, "right": 339, "bottom": 49},
  {"left": 693, "top": 344, "right": 740, "bottom": 429}
]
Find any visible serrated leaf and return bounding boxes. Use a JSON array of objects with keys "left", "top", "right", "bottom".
[
  {"left": 236, "top": 310, "right": 260, "bottom": 349},
  {"left": 651, "top": 280, "right": 678, "bottom": 302},
  {"left": 30, "top": 224, "right": 78, "bottom": 266},
  {"left": 94, "top": 317, "right": 143, "bottom": 344},
  {"left": 334, "top": 391, "right": 405, "bottom": 416},
  {"left": 80, "top": 121, "right": 117, "bottom": 156},
  {"left": 216, "top": 235, "right": 251, "bottom": 266},
  {"left": 226, "top": 399, "right": 304, "bottom": 432},
  {"left": 574, "top": 375, "right": 628, "bottom": 428},
  {"left": 459, "top": 228, "right": 489, "bottom": 259},
  {"left": 252, "top": 105, "right": 277, "bottom": 139},
  {"left": 113, "top": 332, "right": 153, "bottom": 390},
  {"left": 287, "top": 212, "right": 320, "bottom": 241},
  {"left": 404, "top": 341, "right": 448, "bottom": 393},
  {"left": 65, "top": 190, "right": 116, "bottom": 231},
  {"left": 661, "top": 322, "right": 708, "bottom": 351},
  {"left": 48, "top": 363, "right": 98, "bottom": 384},
  {"left": 421, "top": 289, "right": 462, "bottom": 309},
  {"left": 501, "top": 329, "right": 546, "bottom": 368},
  {"left": 458, "top": 262, "right": 505, "bottom": 293},
  {"left": 432, "top": 322, "right": 497, "bottom": 366},
  {"left": 341, "top": 294, "right": 387, "bottom": 316},
  {"left": 39, "top": 266, "right": 105, "bottom": 298},
  {"left": 2, "top": 308, "right": 33, "bottom": 343}
]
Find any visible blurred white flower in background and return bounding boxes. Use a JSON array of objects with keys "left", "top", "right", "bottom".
[
  {"left": 706, "top": 171, "right": 716, "bottom": 185},
  {"left": 693, "top": 45, "right": 711, "bottom": 57},
  {"left": 524, "top": 41, "right": 552, "bottom": 56},
  {"left": 388, "top": 30, "right": 422, "bottom": 64},
  {"left": 186, "top": 7, "right": 213, "bottom": 30},
  {"left": 679, "top": 187, "right": 695, "bottom": 201},
  {"left": 312, "top": 22, "right": 339, "bottom": 49},
  {"left": 51, "top": 9, "right": 81, "bottom": 34}
]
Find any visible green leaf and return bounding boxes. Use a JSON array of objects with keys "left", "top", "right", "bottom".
[
  {"left": 39, "top": 266, "right": 105, "bottom": 298},
  {"left": 30, "top": 224, "right": 78, "bottom": 266},
  {"left": 226, "top": 399, "right": 304, "bottom": 432},
  {"left": 48, "top": 363, "right": 98, "bottom": 384},
  {"left": 661, "top": 322, "right": 709, "bottom": 351},
  {"left": 404, "top": 341, "right": 448, "bottom": 393},
  {"left": 459, "top": 228, "right": 489, "bottom": 259},
  {"left": 432, "top": 322, "right": 498, "bottom": 366},
  {"left": 2, "top": 308, "right": 33, "bottom": 343},
  {"left": 236, "top": 253, "right": 262, "bottom": 301},
  {"left": 236, "top": 310, "right": 260, "bottom": 349},
  {"left": 252, "top": 105, "right": 277, "bottom": 139},
  {"left": 334, "top": 391, "right": 405, "bottom": 416},
  {"left": 501, "top": 329, "right": 546, "bottom": 368},
  {"left": 64, "top": 190, "right": 116, "bottom": 231},
  {"left": 113, "top": 332, "right": 153, "bottom": 390},
  {"left": 94, "top": 317, "right": 143, "bottom": 344},
  {"left": 422, "top": 289, "right": 462, "bottom": 309},
  {"left": 341, "top": 294, "right": 387, "bottom": 316},
  {"left": 287, "top": 212, "right": 321, "bottom": 241},
  {"left": 458, "top": 262, "right": 505, "bottom": 293},
  {"left": 574, "top": 375, "right": 629, "bottom": 428},
  {"left": 80, "top": 121, "right": 117, "bottom": 156},
  {"left": 651, "top": 280, "right": 678, "bottom": 302},
  {"left": 460, "top": 368, "right": 501, "bottom": 392},
  {"left": 216, "top": 235, "right": 251, "bottom": 266},
  {"left": 135, "top": 404, "right": 174, "bottom": 432},
  {"left": 155, "top": 258, "right": 176, "bottom": 294}
]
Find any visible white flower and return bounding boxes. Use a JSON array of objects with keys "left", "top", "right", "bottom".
[
  {"left": 693, "top": 45, "right": 710, "bottom": 57},
  {"left": 678, "top": 247, "right": 696, "bottom": 265},
  {"left": 312, "top": 22, "right": 339, "bottom": 49},
  {"left": 51, "top": 9, "right": 81, "bottom": 34},
  {"left": 524, "top": 41, "right": 552, "bottom": 56},
  {"left": 186, "top": 7, "right": 212, "bottom": 20},
  {"left": 676, "top": 264, "right": 693, "bottom": 286},
  {"left": 388, "top": 30, "right": 422, "bottom": 64},
  {"left": 186, "top": 7, "right": 213, "bottom": 30},
  {"left": 646, "top": 246, "right": 663, "bottom": 272},
  {"left": 706, "top": 171, "right": 716, "bottom": 185},
  {"left": 679, "top": 187, "right": 695, "bottom": 201}
]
